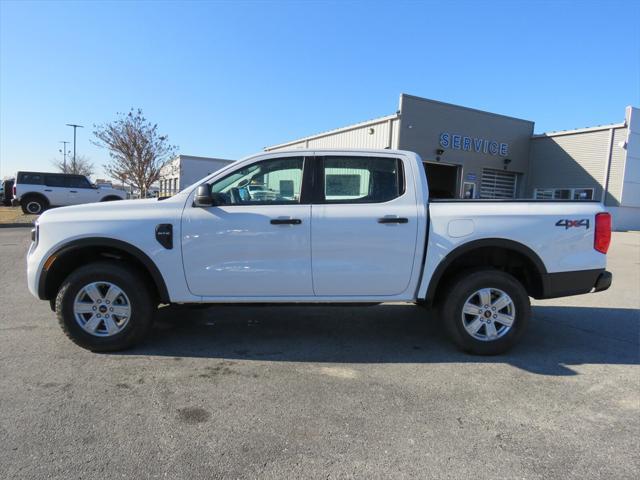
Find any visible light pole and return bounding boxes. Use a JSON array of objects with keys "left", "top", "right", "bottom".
[
  {"left": 66, "top": 123, "right": 84, "bottom": 171},
  {"left": 59, "top": 141, "right": 70, "bottom": 172}
]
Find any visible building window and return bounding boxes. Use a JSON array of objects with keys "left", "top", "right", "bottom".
[{"left": 534, "top": 188, "right": 594, "bottom": 200}]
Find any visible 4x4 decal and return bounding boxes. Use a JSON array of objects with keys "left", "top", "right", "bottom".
[{"left": 556, "top": 218, "right": 590, "bottom": 229}]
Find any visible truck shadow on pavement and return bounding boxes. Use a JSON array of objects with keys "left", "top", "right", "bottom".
[{"left": 124, "top": 304, "right": 639, "bottom": 376}]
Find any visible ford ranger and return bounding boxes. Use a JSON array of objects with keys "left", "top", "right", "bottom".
[{"left": 26, "top": 150, "right": 612, "bottom": 355}]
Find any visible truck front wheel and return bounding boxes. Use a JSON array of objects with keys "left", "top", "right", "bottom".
[
  {"left": 55, "top": 262, "right": 155, "bottom": 352},
  {"left": 441, "top": 270, "right": 530, "bottom": 355}
]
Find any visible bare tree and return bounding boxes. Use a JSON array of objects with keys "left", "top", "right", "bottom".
[
  {"left": 92, "top": 108, "right": 177, "bottom": 197},
  {"left": 52, "top": 154, "right": 95, "bottom": 177}
]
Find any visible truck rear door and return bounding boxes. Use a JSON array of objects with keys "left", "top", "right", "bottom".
[
  {"left": 43, "top": 174, "right": 70, "bottom": 206},
  {"left": 311, "top": 155, "right": 419, "bottom": 296}
]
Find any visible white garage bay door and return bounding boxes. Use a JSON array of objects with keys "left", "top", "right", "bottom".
[{"left": 480, "top": 168, "right": 518, "bottom": 199}]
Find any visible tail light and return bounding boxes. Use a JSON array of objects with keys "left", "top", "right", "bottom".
[
  {"left": 13, "top": 185, "right": 16, "bottom": 197},
  {"left": 594, "top": 212, "right": 611, "bottom": 254}
]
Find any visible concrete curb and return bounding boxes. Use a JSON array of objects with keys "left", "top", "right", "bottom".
[{"left": 0, "top": 223, "right": 34, "bottom": 229}]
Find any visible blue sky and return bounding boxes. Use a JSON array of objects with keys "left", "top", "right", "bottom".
[{"left": 1, "top": 0, "right": 639, "bottom": 179}]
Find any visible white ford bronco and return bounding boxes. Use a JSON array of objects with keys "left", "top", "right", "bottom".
[
  {"left": 14, "top": 171, "right": 126, "bottom": 214},
  {"left": 27, "top": 150, "right": 612, "bottom": 354}
]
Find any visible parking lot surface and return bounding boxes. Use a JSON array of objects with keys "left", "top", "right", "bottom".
[{"left": 1, "top": 228, "right": 638, "bottom": 479}]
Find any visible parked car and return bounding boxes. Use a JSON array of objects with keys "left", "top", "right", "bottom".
[
  {"left": 13, "top": 171, "right": 126, "bottom": 214},
  {"left": 26, "top": 149, "right": 612, "bottom": 354}
]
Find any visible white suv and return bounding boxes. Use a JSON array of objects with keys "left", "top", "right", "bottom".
[{"left": 14, "top": 171, "right": 126, "bottom": 214}]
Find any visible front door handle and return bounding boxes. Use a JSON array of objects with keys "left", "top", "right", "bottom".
[
  {"left": 378, "top": 217, "right": 408, "bottom": 224},
  {"left": 69, "top": 190, "right": 77, "bottom": 193},
  {"left": 270, "top": 218, "right": 302, "bottom": 225},
  {"left": 44, "top": 189, "right": 52, "bottom": 192}
]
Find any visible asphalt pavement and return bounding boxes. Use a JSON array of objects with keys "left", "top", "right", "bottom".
[{"left": 1, "top": 228, "right": 638, "bottom": 479}]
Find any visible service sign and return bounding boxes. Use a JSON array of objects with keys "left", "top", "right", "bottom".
[{"left": 439, "top": 132, "right": 509, "bottom": 157}]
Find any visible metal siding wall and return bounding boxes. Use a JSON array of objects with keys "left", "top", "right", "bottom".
[
  {"left": 265, "top": 117, "right": 399, "bottom": 153},
  {"left": 268, "top": 141, "right": 306, "bottom": 152},
  {"left": 307, "top": 120, "right": 391, "bottom": 150},
  {"left": 528, "top": 130, "right": 610, "bottom": 199},
  {"left": 606, "top": 127, "right": 628, "bottom": 206},
  {"left": 390, "top": 118, "right": 400, "bottom": 149}
]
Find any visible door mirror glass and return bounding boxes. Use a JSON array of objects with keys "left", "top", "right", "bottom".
[{"left": 194, "top": 184, "right": 213, "bottom": 207}]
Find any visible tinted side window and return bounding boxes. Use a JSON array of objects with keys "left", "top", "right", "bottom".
[
  {"left": 44, "top": 175, "right": 66, "bottom": 187},
  {"left": 67, "top": 176, "right": 91, "bottom": 188},
  {"left": 322, "top": 157, "right": 404, "bottom": 203},
  {"left": 210, "top": 157, "right": 304, "bottom": 205},
  {"left": 18, "top": 173, "right": 43, "bottom": 184}
]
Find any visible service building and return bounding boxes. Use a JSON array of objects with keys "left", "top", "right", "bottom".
[{"left": 265, "top": 94, "right": 639, "bottom": 230}]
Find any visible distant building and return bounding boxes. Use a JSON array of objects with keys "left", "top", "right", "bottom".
[
  {"left": 159, "top": 155, "right": 234, "bottom": 196},
  {"left": 265, "top": 94, "right": 639, "bottom": 230}
]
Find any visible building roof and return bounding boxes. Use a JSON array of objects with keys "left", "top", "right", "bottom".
[{"left": 533, "top": 122, "right": 627, "bottom": 138}]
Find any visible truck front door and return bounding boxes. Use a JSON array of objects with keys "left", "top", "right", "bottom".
[
  {"left": 311, "top": 155, "right": 419, "bottom": 296},
  {"left": 181, "top": 155, "right": 313, "bottom": 297}
]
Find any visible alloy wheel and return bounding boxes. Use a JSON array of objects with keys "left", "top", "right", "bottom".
[
  {"left": 73, "top": 281, "right": 131, "bottom": 337},
  {"left": 461, "top": 287, "right": 515, "bottom": 341}
]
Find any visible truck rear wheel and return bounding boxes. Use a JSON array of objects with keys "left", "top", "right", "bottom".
[
  {"left": 441, "top": 270, "right": 530, "bottom": 355},
  {"left": 55, "top": 262, "right": 155, "bottom": 352}
]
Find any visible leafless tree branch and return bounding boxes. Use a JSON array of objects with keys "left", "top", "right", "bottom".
[
  {"left": 52, "top": 154, "right": 95, "bottom": 177},
  {"left": 92, "top": 108, "right": 177, "bottom": 196}
]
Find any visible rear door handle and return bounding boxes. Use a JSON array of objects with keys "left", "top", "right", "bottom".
[
  {"left": 44, "top": 189, "right": 52, "bottom": 192},
  {"left": 378, "top": 217, "right": 408, "bottom": 224},
  {"left": 69, "top": 190, "right": 77, "bottom": 193},
  {"left": 270, "top": 218, "right": 302, "bottom": 225}
]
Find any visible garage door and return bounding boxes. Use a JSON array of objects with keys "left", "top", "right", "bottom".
[{"left": 480, "top": 168, "right": 518, "bottom": 199}]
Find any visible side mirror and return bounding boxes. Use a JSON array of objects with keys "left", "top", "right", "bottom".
[{"left": 194, "top": 184, "right": 213, "bottom": 207}]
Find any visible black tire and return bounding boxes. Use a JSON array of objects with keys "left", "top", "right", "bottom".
[
  {"left": 55, "top": 261, "right": 155, "bottom": 352},
  {"left": 100, "top": 196, "right": 122, "bottom": 202},
  {"left": 21, "top": 195, "right": 48, "bottom": 214},
  {"left": 440, "top": 269, "right": 530, "bottom": 355}
]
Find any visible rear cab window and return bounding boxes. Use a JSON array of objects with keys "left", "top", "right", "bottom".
[{"left": 319, "top": 156, "right": 405, "bottom": 203}]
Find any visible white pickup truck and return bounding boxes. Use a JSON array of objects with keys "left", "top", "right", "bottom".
[{"left": 27, "top": 149, "right": 612, "bottom": 355}]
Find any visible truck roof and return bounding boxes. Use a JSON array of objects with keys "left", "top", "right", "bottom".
[{"left": 247, "top": 148, "right": 418, "bottom": 159}]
